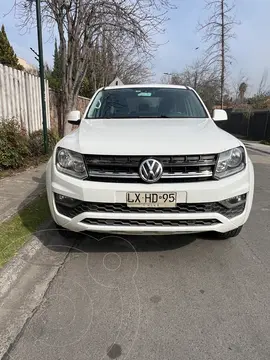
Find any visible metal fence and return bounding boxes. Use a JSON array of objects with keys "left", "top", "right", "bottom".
[
  {"left": 0, "top": 64, "right": 50, "bottom": 133},
  {"left": 217, "top": 109, "right": 270, "bottom": 141}
]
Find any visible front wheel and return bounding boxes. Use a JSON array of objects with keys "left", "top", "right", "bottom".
[{"left": 215, "top": 226, "right": 243, "bottom": 240}]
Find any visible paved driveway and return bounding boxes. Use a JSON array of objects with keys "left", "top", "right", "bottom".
[{"left": 3, "top": 150, "right": 270, "bottom": 360}]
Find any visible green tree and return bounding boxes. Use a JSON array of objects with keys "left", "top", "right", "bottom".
[
  {"left": 0, "top": 25, "right": 23, "bottom": 70},
  {"left": 239, "top": 82, "right": 247, "bottom": 103},
  {"left": 46, "top": 40, "right": 62, "bottom": 90},
  {"left": 248, "top": 94, "right": 269, "bottom": 109}
]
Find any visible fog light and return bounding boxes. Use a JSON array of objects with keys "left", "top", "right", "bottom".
[
  {"left": 220, "top": 194, "right": 247, "bottom": 209},
  {"left": 55, "top": 193, "right": 81, "bottom": 208}
]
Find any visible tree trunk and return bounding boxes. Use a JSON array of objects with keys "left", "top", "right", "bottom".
[
  {"left": 64, "top": 112, "right": 73, "bottom": 135},
  {"left": 63, "top": 93, "right": 76, "bottom": 136},
  {"left": 221, "top": 0, "right": 225, "bottom": 109},
  {"left": 56, "top": 91, "right": 64, "bottom": 137},
  {"left": 194, "top": 72, "right": 198, "bottom": 90},
  {"left": 239, "top": 91, "right": 244, "bottom": 103}
]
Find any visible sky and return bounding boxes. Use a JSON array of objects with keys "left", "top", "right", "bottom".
[{"left": 1, "top": 0, "right": 270, "bottom": 95}]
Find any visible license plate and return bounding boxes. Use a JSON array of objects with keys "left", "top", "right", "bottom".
[{"left": 126, "top": 192, "right": 177, "bottom": 208}]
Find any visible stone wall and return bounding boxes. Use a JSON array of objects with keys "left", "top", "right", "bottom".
[{"left": 49, "top": 89, "right": 90, "bottom": 133}]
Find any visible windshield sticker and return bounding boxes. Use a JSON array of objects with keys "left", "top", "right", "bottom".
[{"left": 137, "top": 92, "right": 152, "bottom": 97}]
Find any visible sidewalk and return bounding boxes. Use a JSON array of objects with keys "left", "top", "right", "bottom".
[
  {"left": 0, "top": 163, "right": 47, "bottom": 223},
  {"left": 243, "top": 140, "right": 270, "bottom": 155}
]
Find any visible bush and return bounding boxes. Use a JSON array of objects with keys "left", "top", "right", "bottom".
[
  {"left": 28, "top": 129, "right": 60, "bottom": 157},
  {"left": 260, "top": 139, "right": 270, "bottom": 145},
  {"left": 0, "top": 119, "right": 60, "bottom": 171},
  {"left": 0, "top": 119, "right": 29, "bottom": 170}
]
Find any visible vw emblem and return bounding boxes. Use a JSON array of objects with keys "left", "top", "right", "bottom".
[{"left": 139, "top": 159, "right": 163, "bottom": 183}]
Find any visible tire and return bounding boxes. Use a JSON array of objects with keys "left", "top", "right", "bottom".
[{"left": 215, "top": 226, "right": 243, "bottom": 240}]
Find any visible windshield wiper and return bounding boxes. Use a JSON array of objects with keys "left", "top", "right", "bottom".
[
  {"left": 88, "top": 115, "right": 172, "bottom": 119},
  {"left": 135, "top": 115, "right": 170, "bottom": 118}
]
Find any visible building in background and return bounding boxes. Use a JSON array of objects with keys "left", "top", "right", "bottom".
[
  {"left": 109, "top": 77, "right": 123, "bottom": 86},
  {"left": 18, "top": 57, "right": 38, "bottom": 75}
]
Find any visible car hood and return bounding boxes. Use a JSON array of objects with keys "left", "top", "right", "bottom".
[{"left": 58, "top": 118, "right": 242, "bottom": 155}]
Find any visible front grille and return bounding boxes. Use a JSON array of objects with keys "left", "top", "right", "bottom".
[
  {"left": 81, "top": 218, "right": 221, "bottom": 227},
  {"left": 83, "top": 154, "right": 217, "bottom": 183},
  {"left": 56, "top": 201, "right": 245, "bottom": 219}
]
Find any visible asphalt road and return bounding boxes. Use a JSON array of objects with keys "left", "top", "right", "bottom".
[{"left": 3, "top": 149, "right": 270, "bottom": 360}]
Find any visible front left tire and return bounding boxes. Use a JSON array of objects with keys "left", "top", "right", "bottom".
[{"left": 215, "top": 226, "right": 243, "bottom": 240}]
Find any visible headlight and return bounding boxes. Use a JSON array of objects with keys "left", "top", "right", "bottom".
[
  {"left": 214, "top": 146, "right": 245, "bottom": 179},
  {"left": 56, "top": 147, "right": 87, "bottom": 179}
]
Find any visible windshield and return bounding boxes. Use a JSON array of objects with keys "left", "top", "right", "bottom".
[{"left": 86, "top": 87, "right": 208, "bottom": 119}]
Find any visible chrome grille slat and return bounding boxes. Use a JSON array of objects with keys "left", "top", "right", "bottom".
[
  {"left": 89, "top": 171, "right": 140, "bottom": 179},
  {"left": 87, "top": 160, "right": 216, "bottom": 167},
  {"left": 162, "top": 171, "right": 213, "bottom": 178},
  {"left": 88, "top": 170, "right": 213, "bottom": 179},
  {"left": 84, "top": 154, "right": 217, "bottom": 183}
]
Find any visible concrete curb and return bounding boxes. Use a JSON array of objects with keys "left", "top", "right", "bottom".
[
  {"left": 0, "top": 220, "right": 73, "bottom": 359},
  {"left": 0, "top": 163, "right": 47, "bottom": 225},
  {"left": 0, "top": 219, "right": 52, "bottom": 299},
  {"left": 0, "top": 188, "right": 46, "bottom": 225}
]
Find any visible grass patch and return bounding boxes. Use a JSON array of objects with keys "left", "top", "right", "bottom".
[
  {"left": 260, "top": 140, "right": 270, "bottom": 145},
  {"left": 0, "top": 193, "right": 50, "bottom": 268}
]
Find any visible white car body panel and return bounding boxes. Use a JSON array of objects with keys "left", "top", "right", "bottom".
[{"left": 59, "top": 118, "right": 241, "bottom": 155}]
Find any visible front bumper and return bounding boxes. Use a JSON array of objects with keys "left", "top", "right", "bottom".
[{"left": 46, "top": 158, "right": 254, "bottom": 235}]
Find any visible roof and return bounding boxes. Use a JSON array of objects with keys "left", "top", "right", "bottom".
[
  {"left": 109, "top": 77, "right": 124, "bottom": 86},
  {"left": 18, "top": 57, "right": 37, "bottom": 72},
  {"left": 104, "top": 84, "right": 189, "bottom": 90}
]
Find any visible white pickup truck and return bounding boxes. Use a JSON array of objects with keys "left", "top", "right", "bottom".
[{"left": 46, "top": 84, "right": 254, "bottom": 239}]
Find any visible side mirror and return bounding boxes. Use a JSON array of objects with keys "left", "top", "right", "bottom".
[
  {"left": 212, "top": 109, "right": 228, "bottom": 121},
  {"left": 67, "top": 110, "right": 81, "bottom": 125}
]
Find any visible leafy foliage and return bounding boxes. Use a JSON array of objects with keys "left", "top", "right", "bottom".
[
  {"left": 239, "top": 82, "right": 248, "bottom": 102},
  {"left": 0, "top": 25, "right": 24, "bottom": 70},
  {"left": 0, "top": 119, "right": 29, "bottom": 169},
  {"left": 0, "top": 119, "right": 59, "bottom": 170},
  {"left": 46, "top": 40, "right": 62, "bottom": 90},
  {"left": 260, "top": 139, "right": 270, "bottom": 145},
  {"left": 28, "top": 129, "right": 60, "bottom": 156},
  {"left": 248, "top": 94, "right": 269, "bottom": 109}
]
